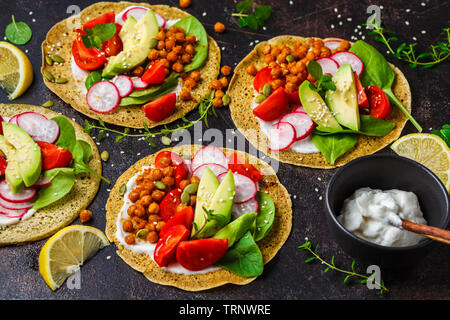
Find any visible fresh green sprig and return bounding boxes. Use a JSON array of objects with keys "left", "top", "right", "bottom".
[
  {"left": 84, "top": 92, "right": 218, "bottom": 147},
  {"left": 5, "top": 15, "right": 32, "bottom": 45},
  {"left": 298, "top": 240, "right": 389, "bottom": 294},
  {"left": 365, "top": 16, "right": 450, "bottom": 69},
  {"left": 81, "top": 23, "right": 116, "bottom": 50},
  {"left": 431, "top": 124, "right": 450, "bottom": 147},
  {"left": 307, "top": 60, "right": 336, "bottom": 93},
  {"left": 232, "top": 0, "right": 272, "bottom": 30}
]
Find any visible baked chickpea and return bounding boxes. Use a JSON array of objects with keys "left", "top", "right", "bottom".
[
  {"left": 165, "top": 39, "right": 175, "bottom": 50},
  {"left": 179, "top": 179, "right": 190, "bottom": 190},
  {"left": 172, "top": 45, "right": 183, "bottom": 55},
  {"left": 219, "top": 77, "right": 228, "bottom": 88},
  {"left": 179, "top": 88, "right": 192, "bottom": 101},
  {"left": 172, "top": 62, "right": 184, "bottom": 73},
  {"left": 186, "top": 35, "right": 197, "bottom": 44},
  {"left": 156, "top": 30, "right": 166, "bottom": 41},
  {"left": 189, "top": 71, "right": 201, "bottom": 81},
  {"left": 134, "top": 205, "right": 146, "bottom": 218},
  {"left": 158, "top": 156, "right": 171, "bottom": 167},
  {"left": 151, "top": 189, "right": 166, "bottom": 202},
  {"left": 339, "top": 40, "right": 351, "bottom": 51},
  {"left": 184, "top": 78, "right": 196, "bottom": 89},
  {"left": 312, "top": 47, "right": 321, "bottom": 56},
  {"left": 132, "top": 66, "right": 144, "bottom": 77},
  {"left": 128, "top": 191, "right": 140, "bottom": 203},
  {"left": 246, "top": 64, "right": 258, "bottom": 76},
  {"left": 145, "top": 223, "right": 156, "bottom": 232},
  {"left": 270, "top": 47, "right": 281, "bottom": 57},
  {"left": 277, "top": 53, "right": 287, "bottom": 64},
  {"left": 127, "top": 204, "right": 137, "bottom": 216},
  {"left": 142, "top": 181, "right": 155, "bottom": 193},
  {"left": 190, "top": 176, "right": 200, "bottom": 185},
  {"left": 79, "top": 209, "right": 92, "bottom": 223},
  {"left": 270, "top": 67, "right": 282, "bottom": 79},
  {"left": 167, "top": 51, "right": 178, "bottom": 62},
  {"left": 160, "top": 58, "right": 171, "bottom": 68},
  {"left": 305, "top": 51, "right": 316, "bottom": 61},
  {"left": 123, "top": 220, "right": 134, "bottom": 233},
  {"left": 148, "top": 49, "right": 159, "bottom": 60},
  {"left": 157, "top": 40, "right": 165, "bottom": 50},
  {"left": 156, "top": 221, "right": 166, "bottom": 232},
  {"left": 264, "top": 54, "right": 274, "bottom": 64},
  {"left": 221, "top": 65, "right": 232, "bottom": 76},
  {"left": 148, "top": 214, "right": 161, "bottom": 224},
  {"left": 296, "top": 61, "right": 306, "bottom": 73},
  {"left": 181, "top": 53, "right": 192, "bottom": 64},
  {"left": 215, "top": 90, "right": 225, "bottom": 99},
  {"left": 161, "top": 176, "right": 175, "bottom": 188},
  {"left": 285, "top": 82, "right": 297, "bottom": 93},
  {"left": 313, "top": 39, "right": 324, "bottom": 48},
  {"left": 213, "top": 98, "right": 224, "bottom": 108},
  {"left": 150, "top": 169, "right": 163, "bottom": 181},
  {"left": 214, "top": 22, "right": 226, "bottom": 33},
  {"left": 179, "top": 0, "right": 191, "bottom": 8},
  {"left": 139, "top": 189, "right": 150, "bottom": 198},
  {"left": 271, "top": 79, "right": 285, "bottom": 90},
  {"left": 190, "top": 195, "right": 197, "bottom": 206},
  {"left": 162, "top": 166, "right": 174, "bottom": 176},
  {"left": 210, "top": 79, "right": 223, "bottom": 90},
  {"left": 261, "top": 44, "right": 272, "bottom": 55},
  {"left": 268, "top": 61, "right": 279, "bottom": 69},
  {"left": 175, "top": 32, "right": 185, "bottom": 43},
  {"left": 125, "top": 234, "right": 135, "bottom": 245},
  {"left": 148, "top": 202, "right": 160, "bottom": 215},
  {"left": 146, "top": 231, "right": 159, "bottom": 243},
  {"left": 137, "top": 220, "right": 147, "bottom": 230},
  {"left": 140, "top": 195, "right": 152, "bottom": 207}
]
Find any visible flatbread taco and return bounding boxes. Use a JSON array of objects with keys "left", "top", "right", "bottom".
[
  {"left": 41, "top": 2, "right": 221, "bottom": 129},
  {"left": 0, "top": 104, "right": 102, "bottom": 245},
  {"left": 106, "top": 144, "right": 292, "bottom": 291},
  {"left": 227, "top": 36, "right": 416, "bottom": 168}
]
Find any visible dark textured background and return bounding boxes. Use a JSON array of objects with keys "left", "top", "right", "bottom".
[{"left": 0, "top": 0, "right": 449, "bottom": 300}]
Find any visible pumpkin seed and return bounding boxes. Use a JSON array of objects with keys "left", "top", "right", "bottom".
[
  {"left": 136, "top": 229, "right": 149, "bottom": 239},
  {"left": 184, "top": 183, "right": 198, "bottom": 195},
  {"left": 161, "top": 136, "right": 171, "bottom": 146},
  {"left": 101, "top": 150, "right": 109, "bottom": 162},
  {"left": 222, "top": 94, "right": 231, "bottom": 106},
  {"left": 44, "top": 70, "right": 55, "bottom": 82},
  {"left": 41, "top": 100, "right": 54, "bottom": 108},
  {"left": 154, "top": 181, "right": 166, "bottom": 190},
  {"left": 286, "top": 54, "right": 295, "bottom": 63},
  {"left": 119, "top": 184, "right": 127, "bottom": 196},
  {"left": 181, "top": 191, "right": 190, "bottom": 205},
  {"left": 262, "top": 83, "right": 272, "bottom": 97},
  {"left": 55, "top": 77, "right": 68, "bottom": 84},
  {"left": 45, "top": 55, "right": 53, "bottom": 66},
  {"left": 50, "top": 54, "right": 65, "bottom": 63},
  {"left": 255, "top": 94, "right": 267, "bottom": 104}
]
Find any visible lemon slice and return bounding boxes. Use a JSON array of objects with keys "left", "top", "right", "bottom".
[
  {"left": 391, "top": 133, "right": 450, "bottom": 192},
  {"left": 0, "top": 41, "right": 33, "bottom": 100},
  {"left": 39, "top": 225, "right": 109, "bottom": 291}
]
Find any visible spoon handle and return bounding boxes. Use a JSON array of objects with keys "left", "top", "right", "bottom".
[{"left": 401, "top": 219, "right": 450, "bottom": 245}]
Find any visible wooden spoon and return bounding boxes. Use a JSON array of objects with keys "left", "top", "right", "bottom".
[{"left": 399, "top": 219, "right": 450, "bottom": 245}]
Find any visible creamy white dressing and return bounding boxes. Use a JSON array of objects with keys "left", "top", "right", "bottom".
[
  {"left": 251, "top": 90, "right": 319, "bottom": 154},
  {"left": 115, "top": 166, "right": 219, "bottom": 275},
  {"left": 337, "top": 187, "right": 427, "bottom": 247}
]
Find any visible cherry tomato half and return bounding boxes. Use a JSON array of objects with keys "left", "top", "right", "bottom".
[
  {"left": 354, "top": 72, "right": 369, "bottom": 108},
  {"left": 141, "top": 61, "right": 166, "bottom": 85},
  {"left": 176, "top": 238, "right": 228, "bottom": 271},
  {"left": 154, "top": 224, "right": 190, "bottom": 267},
  {"left": 227, "top": 153, "right": 263, "bottom": 182},
  {"left": 159, "top": 206, "right": 194, "bottom": 239},
  {"left": 102, "top": 23, "right": 123, "bottom": 57},
  {"left": 253, "top": 67, "right": 273, "bottom": 93},
  {"left": 0, "top": 155, "right": 7, "bottom": 176},
  {"left": 82, "top": 11, "right": 115, "bottom": 30},
  {"left": 252, "top": 87, "right": 289, "bottom": 121},
  {"left": 72, "top": 33, "right": 107, "bottom": 70},
  {"left": 365, "top": 86, "right": 391, "bottom": 119},
  {"left": 142, "top": 93, "right": 177, "bottom": 122},
  {"left": 160, "top": 188, "right": 182, "bottom": 222},
  {"left": 35, "top": 141, "right": 73, "bottom": 170}
]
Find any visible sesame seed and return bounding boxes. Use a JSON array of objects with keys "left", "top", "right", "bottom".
[
  {"left": 421, "top": 2, "right": 426, "bottom": 6},
  {"left": 406, "top": 8, "right": 411, "bottom": 12},
  {"left": 421, "top": 30, "right": 426, "bottom": 34},
  {"left": 405, "top": 21, "right": 410, "bottom": 26},
  {"left": 333, "top": 8, "right": 338, "bottom": 13}
]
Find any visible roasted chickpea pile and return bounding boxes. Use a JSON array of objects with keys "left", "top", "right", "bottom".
[
  {"left": 208, "top": 64, "right": 233, "bottom": 108},
  {"left": 247, "top": 38, "right": 351, "bottom": 94}
]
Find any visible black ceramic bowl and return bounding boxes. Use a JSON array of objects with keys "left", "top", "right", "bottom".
[{"left": 325, "top": 154, "right": 449, "bottom": 268}]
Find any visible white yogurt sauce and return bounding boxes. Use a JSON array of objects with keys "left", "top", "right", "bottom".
[
  {"left": 251, "top": 90, "right": 319, "bottom": 154},
  {"left": 337, "top": 187, "right": 427, "bottom": 247},
  {"left": 115, "top": 166, "right": 219, "bottom": 275}
]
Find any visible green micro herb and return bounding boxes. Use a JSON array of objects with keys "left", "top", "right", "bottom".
[
  {"left": 232, "top": 0, "right": 272, "bottom": 30},
  {"left": 5, "top": 15, "right": 32, "bottom": 45},
  {"left": 307, "top": 60, "right": 336, "bottom": 93},
  {"left": 298, "top": 240, "right": 389, "bottom": 294},
  {"left": 431, "top": 124, "right": 450, "bottom": 147},
  {"left": 365, "top": 16, "right": 450, "bottom": 69},
  {"left": 81, "top": 23, "right": 116, "bottom": 50}
]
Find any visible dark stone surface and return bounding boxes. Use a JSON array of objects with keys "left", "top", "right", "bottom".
[{"left": 0, "top": 0, "right": 449, "bottom": 300}]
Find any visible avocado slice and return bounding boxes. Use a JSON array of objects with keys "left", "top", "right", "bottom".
[
  {"left": 0, "top": 134, "right": 24, "bottom": 193},
  {"left": 2, "top": 123, "right": 41, "bottom": 187},
  {"left": 214, "top": 212, "right": 257, "bottom": 247},
  {"left": 193, "top": 169, "right": 235, "bottom": 238},
  {"left": 192, "top": 167, "right": 219, "bottom": 236},
  {"left": 102, "top": 10, "right": 159, "bottom": 78},
  {"left": 325, "top": 64, "right": 360, "bottom": 131},
  {"left": 299, "top": 80, "right": 342, "bottom": 132}
]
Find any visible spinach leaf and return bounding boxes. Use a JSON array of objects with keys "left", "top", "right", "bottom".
[
  {"left": 312, "top": 132, "right": 358, "bottom": 165},
  {"left": 32, "top": 168, "right": 75, "bottom": 210},
  {"left": 51, "top": 116, "right": 76, "bottom": 152},
  {"left": 217, "top": 231, "right": 264, "bottom": 277},
  {"left": 349, "top": 41, "right": 422, "bottom": 132},
  {"left": 174, "top": 16, "right": 208, "bottom": 72},
  {"left": 432, "top": 124, "right": 450, "bottom": 147},
  {"left": 85, "top": 71, "right": 102, "bottom": 90},
  {"left": 72, "top": 140, "right": 110, "bottom": 183},
  {"left": 315, "top": 115, "right": 395, "bottom": 137},
  {"left": 5, "top": 15, "right": 32, "bottom": 45},
  {"left": 254, "top": 192, "right": 275, "bottom": 241}
]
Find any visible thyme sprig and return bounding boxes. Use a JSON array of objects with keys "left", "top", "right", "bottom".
[
  {"left": 83, "top": 92, "right": 217, "bottom": 146},
  {"left": 298, "top": 240, "right": 389, "bottom": 294},
  {"left": 365, "top": 16, "right": 450, "bottom": 69}
]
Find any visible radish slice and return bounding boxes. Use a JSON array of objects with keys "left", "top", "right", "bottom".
[
  {"left": 17, "top": 112, "right": 60, "bottom": 143},
  {"left": 8, "top": 114, "right": 19, "bottom": 125},
  {"left": 0, "top": 180, "right": 36, "bottom": 203},
  {"left": 123, "top": 7, "right": 166, "bottom": 28},
  {"left": 86, "top": 81, "right": 120, "bottom": 114},
  {"left": 34, "top": 175, "right": 51, "bottom": 188},
  {"left": 232, "top": 197, "right": 258, "bottom": 218},
  {"left": 112, "top": 75, "right": 133, "bottom": 97},
  {"left": 293, "top": 106, "right": 306, "bottom": 114},
  {"left": 191, "top": 145, "right": 228, "bottom": 173},
  {"left": 278, "top": 112, "right": 314, "bottom": 141},
  {"left": 0, "top": 205, "right": 27, "bottom": 218},
  {"left": 154, "top": 12, "right": 166, "bottom": 28},
  {"left": 0, "top": 197, "right": 33, "bottom": 210},
  {"left": 131, "top": 76, "right": 149, "bottom": 89},
  {"left": 324, "top": 40, "right": 341, "bottom": 50},
  {"left": 268, "top": 122, "right": 296, "bottom": 151},
  {"left": 315, "top": 57, "right": 339, "bottom": 76},
  {"left": 192, "top": 163, "right": 228, "bottom": 179},
  {"left": 218, "top": 172, "right": 257, "bottom": 204},
  {"left": 331, "top": 51, "right": 364, "bottom": 76}
]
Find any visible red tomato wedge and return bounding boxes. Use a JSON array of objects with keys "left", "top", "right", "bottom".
[
  {"left": 227, "top": 153, "right": 263, "bottom": 182},
  {"left": 159, "top": 206, "right": 194, "bottom": 239},
  {"left": 160, "top": 188, "right": 182, "bottom": 222},
  {"left": 72, "top": 33, "right": 107, "bottom": 70},
  {"left": 0, "top": 155, "right": 7, "bottom": 176},
  {"left": 141, "top": 61, "right": 166, "bottom": 85},
  {"left": 253, "top": 87, "right": 289, "bottom": 121},
  {"left": 354, "top": 72, "right": 369, "bottom": 108},
  {"left": 142, "top": 93, "right": 176, "bottom": 122},
  {"left": 155, "top": 151, "right": 188, "bottom": 187},
  {"left": 154, "top": 224, "right": 190, "bottom": 267},
  {"left": 365, "top": 86, "right": 391, "bottom": 120},
  {"left": 102, "top": 23, "right": 123, "bottom": 57},
  {"left": 253, "top": 67, "right": 273, "bottom": 93},
  {"left": 285, "top": 90, "right": 301, "bottom": 105},
  {"left": 176, "top": 238, "right": 228, "bottom": 271},
  {"left": 82, "top": 11, "right": 115, "bottom": 30},
  {"left": 36, "top": 141, "right": 73, "bottom": 170}
]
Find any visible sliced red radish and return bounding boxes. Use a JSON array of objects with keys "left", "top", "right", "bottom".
[
  {"left": 86, "top": 80, "right": 120, "bottom": 114},
  {"left": 131, "top": 76, "right": 149, "bottom": 89},
  {"left": 191, "top": 145, "right": 228, "bottom": 173},
  {"left": 268, "top": 122, "right": 296, "bottom": 151},
  {"left": 324, "top": 40, "right": 341, "bottom": 50},
  {"left": 192, "top": 163, "right": 228, "bottom": 179},
  {"left": 0, "top": 180, "right": 36, "bottom": 203},
  {"left": 17, "top": 112, "right": 60, "bottom": 143},
  {"left": 232, "top": 197, "right": 258, "bottom": 218},
  {"left": 218, "top": 172, "right": 257, "bottom": 204},
  {"left": 0, "top": 197, "right": 33, "bottom": 210},
  {"left": 278, "top": 112, "right": 314, "bottom": 141},
  {"left": 315, "top": 57, "right": 339, "bottom": 76},
  {"left": 331, "top": 51, "right": 364, "bottom": 76},
  {"left": 34, "top": 175, "right": 51, "bottom": 188},
  {"left": 8, "top": 114, "right": 19, "bottom": 125},
  {"left": 293, "top": 106, "right": 306, "bottom": 114},
  {"left": 0, "top": 205, "right": 28, "bottom": 218},
  {"left": 123, "top": 7, "right": 166, "bottom": 28},
  {"left": 112, "top": 75, "right": 133, "bottom": 97},
  {"left": 154, "top": 12, "right": 166, "bottom": 28}
]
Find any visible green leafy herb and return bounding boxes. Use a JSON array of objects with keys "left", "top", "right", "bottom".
[
  {"left": 32, "top": 168, "right": 75, "bottom": 210},
  {"left": 307, "top": 61, "right": 336, "bottom": 93},
  {"left": 51, "top": 116, "right": 77, "bottom": 152},
  {"left": 85, "top": 71, "right": 102, "bottom": 90},
  {"left": 298, "top": 240, "right": 389, "bottom": 294},
  {"left": 365, "top": 16, "right": 449, "bottom": 69},
  {"left": 349, "top": 40, "right": 422, "bottom": 132},
  {"left": 232, "top": 0, "right": 272, "bottom": 31},
  {"left": 81, "top": 23, "right": 116, "bottom": 50},
  {"left": 315, "top": 115, "right": 395, "bottom": 137},
  {"left": 72, "top": 140, "right": 110, "bottom": 184},
  {"left": 431, "top": 124, "right": 450, "bottom": 147},
  {"left": 311, "top": 132, "right": 358, "bottom": 165},
  {"left": 5, "top": 15, "right": 32, "bottom": 45}
]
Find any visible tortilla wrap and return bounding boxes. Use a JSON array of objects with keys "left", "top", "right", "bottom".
[
  {"left": 227, "top": 36, "right": 412, "bottom": 169},
  {"left": 41, "top": 1, "right": 221, "bottom": 129},
  {"left": 0, "top": 104, "right": 102, "bottom": 246},
  {"left": 105, "top": 144, "right": 292, "bottom": 291}
]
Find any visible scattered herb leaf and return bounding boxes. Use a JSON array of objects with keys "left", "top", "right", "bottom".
[
  {"left": 5, "top": 15, "right": 32, "bottom": 45},
  {"left": 232, "top": 0, "right": 272, "bottom": 31},
  {"left": 431, "top": 124, "right": 450, "bottom": 147}
]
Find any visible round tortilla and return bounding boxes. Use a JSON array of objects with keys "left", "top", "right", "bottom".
[
  {"left": 227, "top": 35, "right": 412, "bottom": 169},
  {"left": 105, "top": 144, "right": 292, "bottom": 291},
  {"left": 0, "top": 104, "right": 102, "bottom": 246},
  {"left": 41, "top": 1, "right": 221, "bottom": 129}
]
